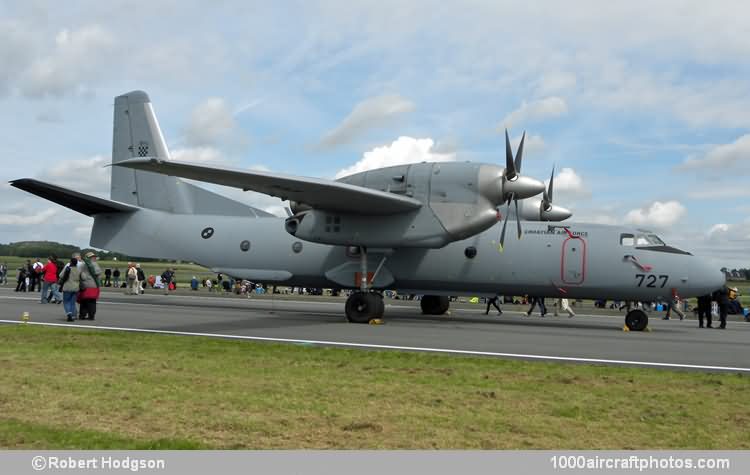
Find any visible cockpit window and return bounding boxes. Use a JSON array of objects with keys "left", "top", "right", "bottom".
[
  {"left": 628, "top": 231, "right": 692, "bottom": 255},
  {"left": 647, "top": 234, "right": 665, "bottom": 246},
  {"left": 635, "top": 233, "right": 666, "bottom": 246}
]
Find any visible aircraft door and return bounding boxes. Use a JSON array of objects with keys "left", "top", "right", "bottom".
[{"left": 561, "top": 236, "right": 586, "bottom": 285}]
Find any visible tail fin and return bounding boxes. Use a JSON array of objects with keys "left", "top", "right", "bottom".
[{"left": 112, "top": 91, "right": 272, "bottom": 217}]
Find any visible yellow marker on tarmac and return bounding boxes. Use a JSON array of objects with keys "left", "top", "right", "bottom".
[{"left": 21, "top": 311, "right": 30, "bottom": 323}]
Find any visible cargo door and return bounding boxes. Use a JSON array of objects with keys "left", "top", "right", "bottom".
[{"left": 561, "top": 236, "right": 586, "bottom": 285}]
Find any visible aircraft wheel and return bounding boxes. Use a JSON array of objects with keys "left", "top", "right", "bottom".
[
  {"left": 420, "top": 295, "right": 450, "bottom": 315},
  {"left": 345, "top": 292, "right": 384, "bottom": 323},
  {"left": 625, "top": 309, "right": 648, "bottom": 331}
]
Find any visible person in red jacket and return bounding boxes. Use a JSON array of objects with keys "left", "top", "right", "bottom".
[{"left": 40, "top": 255, "right": 62, "bottom": 304}]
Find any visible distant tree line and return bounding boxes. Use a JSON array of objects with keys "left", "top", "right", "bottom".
[
  {"left": 0, "top": 241, "right": 163, "bottom": 262},
  {"left": 721, "top": 267, "right": 750, "bottom": 280}
]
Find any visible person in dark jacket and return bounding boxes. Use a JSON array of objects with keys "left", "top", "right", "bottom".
[
  {"left": 713, "top": 286, "right": 730, "bottom": 329},
  {"left": 485, "top": 294, "right": 502, "bottom": 315},
  {"left": 15, "top": 266, "right": 27, "bottom": 292},
  {"left": 526, "top": 296, "right": 547, "bottom": 317},
  {"left": 78, "top": 252, "right": 102, "bottom": 320},
  {"left": 103, "top": 268, "right": 112, "bottom": 287},
  {"left": 696, "top": 294, "right": 712, "bottom": 328},
  {"left": 112, "top": 268, "right": 121, "bottom": 288},
  {"left": 136, "top": 264, "right": 146, "bottom": 294}
]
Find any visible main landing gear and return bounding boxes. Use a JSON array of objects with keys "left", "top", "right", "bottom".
[
  {"left": 345, "top": 246, "right": 385, "bottom": 324},
  {"left": 345, "top": 291, "right": 384, "bottom": 323},
  {"left": 420, "top": 295, "right": 450, "bottom": 315},
  {"left": 625, "top": 308, "right": 649, "bottom": 331}
]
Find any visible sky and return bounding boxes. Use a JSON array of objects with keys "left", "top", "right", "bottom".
[{"left": 1, "top": 0, "right": 749, "bottom": 269}]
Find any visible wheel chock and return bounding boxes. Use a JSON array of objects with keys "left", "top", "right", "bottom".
[
  {"left": 622, "top": 324, "right": 630, "bottom": 332},
  {"left": 446, "top": 310, "right": 452, "bottom": 316},
  {"left": 21, "top": 311, "right": 30, "bottom": 323},
  {"left": 369, "top": 318, "right": 384, "bottom": 325},
  {"left": 645, "top": 326, "right": 652, "bottom": 332}
]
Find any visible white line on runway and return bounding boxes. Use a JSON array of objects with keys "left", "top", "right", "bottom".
[{"left": 1, "top": 319, "right": 747, "bottom": 373}]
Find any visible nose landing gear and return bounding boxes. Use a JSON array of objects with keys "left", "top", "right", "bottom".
[{"left": 625, "top": 309, "right": 649, "bottom": 331}]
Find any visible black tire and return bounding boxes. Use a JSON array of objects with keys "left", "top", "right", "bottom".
[
  {"left": 345, "top": 292, "right": 384, "bottom": 323},
  {"left": 625, "top": 309, "right": 649, "bottom": 331},
  {"left": 420, "top": 295, "right": 450, "bottom": 315}
]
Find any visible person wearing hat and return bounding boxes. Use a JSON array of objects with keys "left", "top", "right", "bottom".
[
  {"left": 78, "top": 251, "right": 102, "bottom": 320},
  {"left": 125, "top": 262, "right": 139, "bottom": 295},
  {"left": 59, "top": 256, "right": 82, "bottom": 321}
]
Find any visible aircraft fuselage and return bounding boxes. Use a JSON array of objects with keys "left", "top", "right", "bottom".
[{"left": 91, "top": 209, "right": 723, "bottom": 302}]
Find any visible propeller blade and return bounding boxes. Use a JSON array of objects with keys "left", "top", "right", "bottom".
[
  {"left": 498, "top": 193, "right": 513, "bottom": 251},
  {"left": 514, "top": 131, "right": 526, "bottom": 173},
  {"left": 542, "top": 165, "right": 554, "bottom": 211},
  {"left": 514, "top": 196, "right": 522, "bottom": 239},
  {"left": 504, "top": 129, "right": 516, "bottom": 179},
  {"left": 548, "top": 165, "right": 555, "bottom": 204}
]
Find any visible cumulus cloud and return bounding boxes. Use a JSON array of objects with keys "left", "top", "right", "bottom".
[
  {"left": 0, "top": 208, "right": 57, "bottom": 226},
  {"left": 707, "top": 223, "right": 731, "bottom": 241},
  {"left": 499, "top": 96, "right": 568, "bottom": 130},
  {"left": 21, "top": 25, "right": 115, "bottom": 98},
  {"left": 39, "top": 156, "right": 109, "bottom": 195},
  {"left": 318, "top": 94, "right": 415, "bottom": 150},
  {"left": 549, "top": 167, "right": 590, "bottom": 198},
  {"left": 679, "top": 134, "right": 750, "bottom": 172},
  {"left": 511, "top": 134, "right": 545, "bottom": 156},
  {"left": 335, "top": 136, "right": 455, "bottom": 179},
  {"left": 184, "top": 98, "right": 237, "bottom": 147},
  {"left": 624, "top": 200, "right": 686, "bottom": 228}
]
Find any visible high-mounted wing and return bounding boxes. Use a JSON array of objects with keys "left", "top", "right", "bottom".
[{"left": 114, "top": 158, "right": 422, "bottom": 215}]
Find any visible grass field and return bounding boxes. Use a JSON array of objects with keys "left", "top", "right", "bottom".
[{"left": 0, "top": 325, "right": 748, "bottom": 449}]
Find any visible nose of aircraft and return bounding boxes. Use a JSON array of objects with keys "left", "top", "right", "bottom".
[{"left": 693, "top": 259, "right": 726, "bottom": 295}]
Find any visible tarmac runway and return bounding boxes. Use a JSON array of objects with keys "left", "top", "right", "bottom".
[{"left": 1, "top": 287, "right": 748, "bottom": 372}]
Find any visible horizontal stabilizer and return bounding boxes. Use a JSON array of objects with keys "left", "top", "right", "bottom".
[
  {"left": 10, "top": 178, "right": 139, "bottom": 216},
  {"left": 114, "top": 157, "right": 423, "bottom": 215}
]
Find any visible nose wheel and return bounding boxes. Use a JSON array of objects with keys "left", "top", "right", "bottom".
[
  {"left": 625, "top": 309, "right": 648, "bottom": 331},
  {"left": 345, "top": 291, "right": 384, "bottom": 323}
]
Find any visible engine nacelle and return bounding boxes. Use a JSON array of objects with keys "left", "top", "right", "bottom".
[
  {"left": 284, "top": 161, "right": 552, "bottom": 248},
  {"left": 284, "top": 205, "right": 498, "bottom": 249}
]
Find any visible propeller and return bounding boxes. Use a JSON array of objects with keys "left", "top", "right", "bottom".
[
  {"left": 534, "top": 165, "right": 572, "bottom": 221},
  {"left": 498, "top": 130, "right": 535, "bottom": 251}
]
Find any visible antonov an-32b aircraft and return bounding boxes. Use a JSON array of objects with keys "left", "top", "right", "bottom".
[{"left": 11, "top": 91, "right": 724, "bottom": 331}]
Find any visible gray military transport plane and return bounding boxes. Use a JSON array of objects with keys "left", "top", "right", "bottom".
[{"left": 11, "top": 90, "right": 724, "bottom": 331}]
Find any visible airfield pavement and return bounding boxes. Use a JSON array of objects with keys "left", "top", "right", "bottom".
[{"left": 1, "top": 287, "right": 749, "bottom": 373}]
